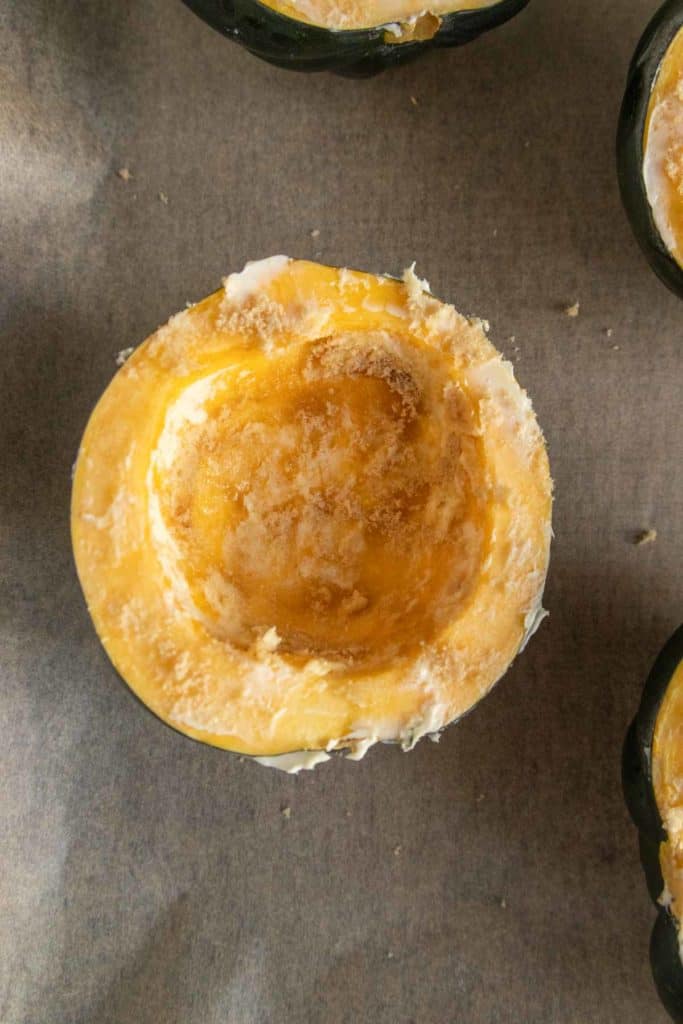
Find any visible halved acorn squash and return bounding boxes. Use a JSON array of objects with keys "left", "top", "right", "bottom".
[
  {"left": 617, "top": 0, "right": 683, "bottom": 298},
  {"left": 181, "top": 0, "right": 531, "bottom": 74},
  {"left": 623, "top": 625, "right": 683, "bottom": 1022},
  {"left": 71, "top": 257, "right": 552, "bottom": 771}
]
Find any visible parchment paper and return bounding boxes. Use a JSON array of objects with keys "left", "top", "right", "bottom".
[{"left": 1, "top": 0, "right": 681, "bottom": 1020}]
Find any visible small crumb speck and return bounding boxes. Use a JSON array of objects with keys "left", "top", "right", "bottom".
[
  {"left": 410, "top": 95, "right": 418, "bottom": 107},
  {"left": 387, "top": 951, "right": 395, "bottom": 960},
  {"left": 612, "top": 344, "right": 620, "bottom": 351},
  {"left": 509, "top": 335, "right": 516, "bottom": 344},
  {"left": 524, "top": 139, "right": 530, "bottom": 148},
  {"left": 115, "top": 346, "right": 135, "bottom": 366},
  {"left": 117, "top": 167, "right": 132, "bottom": 181},
  {"left": 634, "top": 528, "right": 657, "bottom": 546},
  {"left": 310, "top": 228, "right": 320, "bottom": 239},
  {"left": 500, "top": 897, "right": 507, "bottom": 909},
  {"left": 158, "top": 191, "right": 169, "bottom": 205},
  {"left": 237, "top": 756, "right": 245, "bottom": 762},
  {"left": 564, "top": 301, "right": 580, "bottom": 318},
  {"left": 281, "top": 806, "right": 291, "bottom": 819},
  {"left": 345, "top": 810, "right": 352, "bottom": 818},
  {"left": 605, "top": 328, "right": 613, "bottom": 338},
  {"left": 393, "top": 844, "right": 402, "bottom": 856}
]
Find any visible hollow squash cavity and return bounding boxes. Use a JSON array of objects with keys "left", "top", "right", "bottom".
[{"left": 71, "top": 258, "right": 552, "bottom": 767}]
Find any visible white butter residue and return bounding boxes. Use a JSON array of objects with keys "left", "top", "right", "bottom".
[
  {"left": 665, "top": 806, "right": 683, "bottom": 838},
  {"left": 258, "top": 627, "right": 282, "bottom": 653},
  {"left": 403, "top": 262, "right": 432, "bottom": 301},
  {"left": 223, "top": 255, "right": 290, "bottom": 304},
  {"left": 400, "top": 700, "right": 449, "bottom": 750},
  {"left": 519, "top": 599, "right": 549, "bottom": 652},
  {"left": 146, "top": 371, "right": 227, "bottom": 621},
  {"left": 344, "top": 736, "right": 378, "bottom": 761},
  {"left": 116, "top": 346, "right": 135, "bottom": 366},
  {"left": 659, "top": 883, "right": 674, "bottom": 909},
  {"left": 254, "top": 750, "right": 332, "bottom": 773}
]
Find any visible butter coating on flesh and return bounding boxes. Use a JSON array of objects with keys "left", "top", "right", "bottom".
[
  {"left": 259, "top": 0, "right": 491, "bottom": 32},
  {"left": 653, "top": 660, "right": 683, "bottom": 957},
  {"left": 643, "top": 26, "right": 683, "bottom": 269},
  {"left": 71, "top": 257, "right": 552, "bottom": 767}
]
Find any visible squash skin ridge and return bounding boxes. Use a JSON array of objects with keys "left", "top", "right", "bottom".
[
  {"left": 623, "top": 625, "right": 683, "bottom": 1023},
  {"left": 180, "top": 0, "right": 531, "bottom": 74},
  {"left": 617, "top": 0, "right": 683, "bottom": 299}
]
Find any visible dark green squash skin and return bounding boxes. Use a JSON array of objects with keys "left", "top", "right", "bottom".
[
  {"left": 617, "top": 0, "right": 683, "bottom": 299},
  {"left": 623, "top": 625, "right": 683, "bottom": 1023},
  {"left": 181, "top": 0, "right": 530, "bottom": 75}
]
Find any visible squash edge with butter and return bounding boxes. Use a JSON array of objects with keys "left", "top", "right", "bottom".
[
  {"left": 71, "top": 257, "right": 552, "bottom": 771},
  {"left": 623, "top": 624, "right": 683, "bottom": 1023}
]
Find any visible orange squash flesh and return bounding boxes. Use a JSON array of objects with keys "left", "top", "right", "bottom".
[
  {"left": 71, "top": 258, "right": 552, "bottom": 764},
  {"left": 644, "top": 25, "right": 683, "bottom": 269},
  {"left": 256, "top": 0, "right": 491, "bottom": 32},
  {"left": 654, "top": 660, "right": 683, "bottom": 932}
]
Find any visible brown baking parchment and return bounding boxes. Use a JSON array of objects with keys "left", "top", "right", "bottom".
[{"left": 1, "top": 0, "right": 681, "bottom": 1020}]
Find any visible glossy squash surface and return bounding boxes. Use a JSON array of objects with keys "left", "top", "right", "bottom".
[
  {"left": 617, "top": 0, "right": 683, "bottom": 298},
  {"left": 624, "top": 625, "right": 683, "bottom": 1022},
  {"left": 72, "top": 258, "right": 551, "bottom": 769}
]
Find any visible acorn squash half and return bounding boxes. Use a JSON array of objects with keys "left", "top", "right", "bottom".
[
  {"left": 617, "top": 0, "right": 683, "bottom": 299},
  {"left": 181, "top": 0, "right": 531, "bottom": 75},
  {"left": 71, "top": 257, "right": 552, "bottom": 771},
  {"left": 623, "top": 625, "right": 683, "bottom": 1022}
]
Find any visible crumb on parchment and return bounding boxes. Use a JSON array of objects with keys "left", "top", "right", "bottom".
[
  {"left": 117, "top": 167, "right": 132, "bottom": 181},
  {"left": 281, "top": 805, "right": 291, "bottom": 819},
  {"left": 565, "top": 301, "right": 580, "bottom": 318},
  {"left": 634, "top": 528, "right": 657, "bottom": 546}
]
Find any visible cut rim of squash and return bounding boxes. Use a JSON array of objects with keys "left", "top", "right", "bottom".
[
  {"left": 643, "top": 24, "right": 683, "bottom": 270},
  {"left": 253, "top": 0, "right": 490, "bottom": 33},
  {"left": 653, "top": 657, "right": 683, "bottom": 949},
  {"left": 71, "top": 257, "right": 552, "bottom": 766}
]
